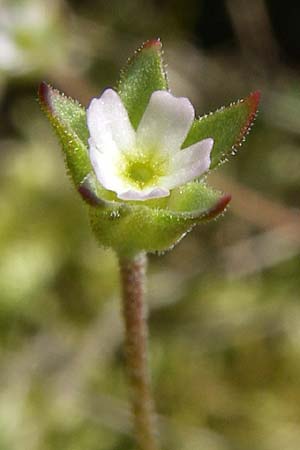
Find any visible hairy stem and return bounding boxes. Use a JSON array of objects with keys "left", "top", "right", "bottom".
[{"left": 119, "top": 253, "right": 159, "bottom": 450}]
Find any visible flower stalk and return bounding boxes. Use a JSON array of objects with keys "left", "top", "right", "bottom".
[{"left": 119, "top": 253, "right": 159, "bottom": 450}]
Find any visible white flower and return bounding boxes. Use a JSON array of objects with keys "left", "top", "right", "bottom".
[{"left": 87, "top": 89, "right": 213, "bottom": 201}]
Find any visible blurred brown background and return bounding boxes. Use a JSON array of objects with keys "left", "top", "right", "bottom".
[{"left": 1, "top": 1, "right": 300, "bottom": 449}]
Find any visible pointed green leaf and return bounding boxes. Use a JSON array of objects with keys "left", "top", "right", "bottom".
[
  {"left": 167, "top": 181, "right": 231, "bottom": 219},
  {"left": 38, "top": 82, "right": 92, "bottom": 186},
  {"left": 117, "top": 39, "right": 168, "bottom": 129},
  {"left": 183, "top": 91, "right": 261, "bottom": 170}
]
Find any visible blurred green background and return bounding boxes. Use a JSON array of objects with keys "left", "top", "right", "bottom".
[{"left": 1, "top": 1, "right": 300, "bottom": 449}]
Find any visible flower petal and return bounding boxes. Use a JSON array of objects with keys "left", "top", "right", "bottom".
[
  {"left": 136, "top": 90, "right": 195, "bottom": 153},
  {"left": 117, "top": 39, "right": 168, "bottom": 129},
  {"left": 118, "top": 187, "right": 170, "bottom": 201},
  {"left": 87, "top": 88, "right": 135, "bottom": 156},
  {"left": 159, "top": 138, "right": 213, "bottom": 189},
  {"left": 89, "top": 142, "right": 129, "bottom": 192}
]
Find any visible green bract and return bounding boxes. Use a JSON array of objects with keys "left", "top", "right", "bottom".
[{"left": 39, "top": 39, "right": 260, "bottom": 257}]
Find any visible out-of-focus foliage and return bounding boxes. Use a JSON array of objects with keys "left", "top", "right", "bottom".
[{"left": 1, "top": 1, "right": 300, "bottom": 449}]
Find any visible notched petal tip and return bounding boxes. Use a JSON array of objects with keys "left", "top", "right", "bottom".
[
  {"left": 137, "top": 90, "right": 195, "bottom": 153},
  {"left": 118, "top": 187, "right": 169, "bottom": 201},
  {"left": 87, "top": 88, "right": 135, "bottom": 159}
]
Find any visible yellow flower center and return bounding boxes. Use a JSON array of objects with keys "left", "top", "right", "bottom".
[{"left": 120, "top": 150, "right": 168, "bottom": 189}]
